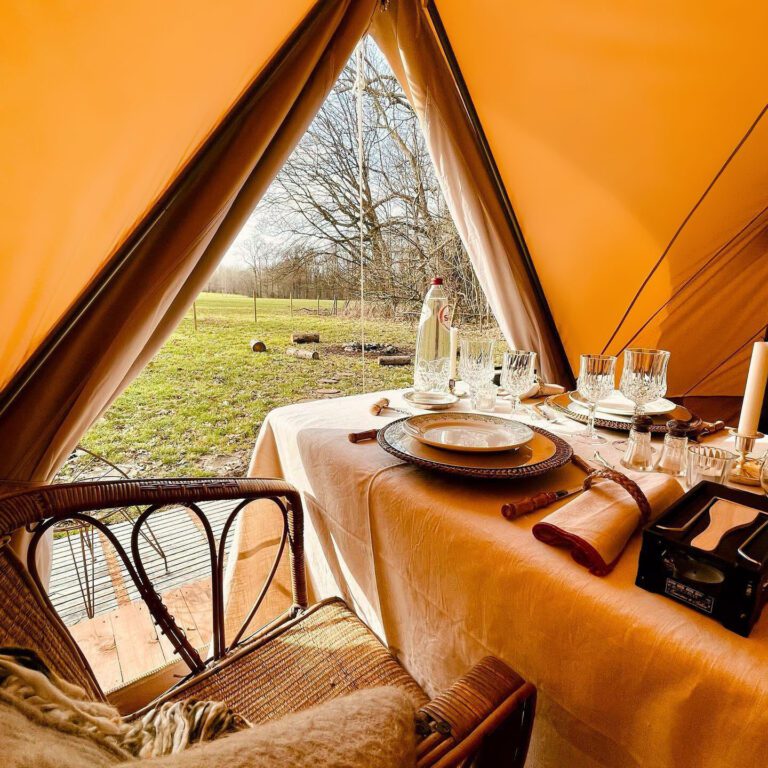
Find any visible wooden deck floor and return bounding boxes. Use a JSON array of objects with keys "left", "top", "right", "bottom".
[{"left": 49, "top": 499, "right": 238, "bottom": 690}]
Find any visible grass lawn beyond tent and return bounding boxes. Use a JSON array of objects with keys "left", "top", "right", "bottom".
[{"left": 81, "top": 293, "right": 421, "bottom": 477}]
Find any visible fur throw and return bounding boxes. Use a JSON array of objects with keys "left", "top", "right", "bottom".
[
  {"left": 0, "top": 648, "right": 416, "bottom": 768},
  {"left": 0, "top": 648, "right": 247, "bottom": 760}
]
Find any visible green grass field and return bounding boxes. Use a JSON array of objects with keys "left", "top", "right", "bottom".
[{"left": 82, "top": 293, "right": 421, "bottom": 477}]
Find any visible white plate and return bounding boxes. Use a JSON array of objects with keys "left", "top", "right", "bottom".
[
  {"left": 402, "top": 413, "right": 534, "bottom": 453},
  {"left": 569, "top": 390, "right": 676, "bottom": 416},
  {"left": 402, "top": 390, "right": 459, "bottom": 410}
]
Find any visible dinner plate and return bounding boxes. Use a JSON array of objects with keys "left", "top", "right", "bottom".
[
  {"left": 377, "top": 418, "right": 572, "bottom": 478},
  {"left": 402, "top": 390, "right": 460, "bottom": 411},
  {"left": 569, "top": 390, "right": 676, "bottom": 416},
  {"left": 548, "top": 392, "right": 693, "bottom": 433},
  {"left": 402, "top": 413, "right": 534, "bottom": 453}
]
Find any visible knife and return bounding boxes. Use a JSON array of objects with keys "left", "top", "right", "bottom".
[{"left": 501, "top": 487, "right": 582, "bottom": 519}]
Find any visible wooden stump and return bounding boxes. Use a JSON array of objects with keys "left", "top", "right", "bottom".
[
  {"left": 291, "top": 332, "right": 320, "bottom": 343},
  {"left": 249, "top": 339, "right": 267, "bottom": 352},
  {"left": 286, "top": 347, "right": 319, "bottom": 360},
  {"left": 378, "top": 355, "right": 411, "bottom": 366}
]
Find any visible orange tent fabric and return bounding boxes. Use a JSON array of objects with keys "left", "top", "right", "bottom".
[
  {"left": 0, "top": 0, "right": 315, "bottom": 393},
  {"left": 1, "top": 0, "right": 767, "bottom": 486},
  {"left": 432, "top": 0, "right": 768, "bottom": 395}
]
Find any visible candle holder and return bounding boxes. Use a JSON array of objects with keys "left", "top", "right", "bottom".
[{"left": 728, "top": 428, "right": 765, "bottom": 486}]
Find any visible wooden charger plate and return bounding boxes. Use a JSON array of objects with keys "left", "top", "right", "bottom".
[
  {"left": 377, "top": 417, "right": 573, "bottom": 479},
  {"left": 546, "top": 392, "right": 692, "bottom": 433}
]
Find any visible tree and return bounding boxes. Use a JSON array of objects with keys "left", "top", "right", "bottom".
[{"left": 215, "top": 36, "right": 488, "bottom": 320}]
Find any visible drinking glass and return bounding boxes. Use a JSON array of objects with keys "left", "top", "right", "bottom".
[
  {"left": 576, "top": 354, "right": 616, "bottom": 444},
  {"left": 614, "top": 348, "right": 671, "bottom": 450},
  {"left": 761, "top": 454, "right": 768, "bottom": 497},
  {"left": 685, "top": 445, "right": 735, "bottom": 489},
  {"left": 500, "top": 350, "right": 537, "bottom": 415},
  {"left": 459, "top": 337, "right": 495, "bottom": 409}
]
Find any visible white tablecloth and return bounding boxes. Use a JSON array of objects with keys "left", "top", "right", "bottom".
[{"left": 233, "top": 389, "right": 767, "bottom": 768}]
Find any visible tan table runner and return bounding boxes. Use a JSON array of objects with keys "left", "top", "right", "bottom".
[{"left": 230, "top": 389, "right": 768, "bottom": 768}]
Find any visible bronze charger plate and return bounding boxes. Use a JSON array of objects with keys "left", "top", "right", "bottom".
[
  {"left": 546, "top": 392, "right": 693, "bottom": 433},
  {"left": 377, "top": 417, "right": 573, "bottom": 479}
]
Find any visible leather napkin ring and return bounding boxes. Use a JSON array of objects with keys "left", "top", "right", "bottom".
[{"left": 582, "top": 469, "right": 652, "bottom": 525}]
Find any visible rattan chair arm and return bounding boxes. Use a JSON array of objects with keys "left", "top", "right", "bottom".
[
  {"left": 416, "top": 656, "right": 536, "bottom": 768},
  {"left": 0, "top": 476, "right": 308, "bottom": 609}
]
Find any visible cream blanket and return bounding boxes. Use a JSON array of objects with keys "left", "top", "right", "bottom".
[{"left": 0, "top": 648, "right": 416, "bottom": 768}]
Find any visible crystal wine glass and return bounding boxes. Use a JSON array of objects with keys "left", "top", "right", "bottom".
[
  {"left": 500, "top": 350, "right": 537, "bottom": 415},
  {"left": 613, "top": 348, "right": 670, "bottom": 450},
  {"left": 459, "top": 337, "right": 495, "bottom": 409},
  {"left": 576, "top": 354, "right": 616, "bottom": 444}
]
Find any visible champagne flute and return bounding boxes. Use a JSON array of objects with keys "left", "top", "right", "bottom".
[
  {"left": 613, "top": 348, "right": 670, "bottom": 450},
  {"left": 500, "top": 350, "right": 537, "bottom": 415},
  {"left": 576, "top": 354, "right": 616, "bottom": 444},
  {"left": 459, "top": 337, "right": 495, "bottom": 409}
]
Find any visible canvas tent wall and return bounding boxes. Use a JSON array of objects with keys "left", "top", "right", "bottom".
[{"left": 0, "top": 0, "right": 766, "bottom": 485}]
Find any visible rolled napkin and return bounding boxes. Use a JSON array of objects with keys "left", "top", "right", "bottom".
[
  {"left": 532, "top": 471, "right": 684, "bottom": 576},
  {"left": 522, "top": 381, "right": 566, "bottom": 399}
]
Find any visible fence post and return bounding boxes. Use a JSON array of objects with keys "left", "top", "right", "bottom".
[
  {"left": 253, "top": 290, "right": 257, "bottom": 323},
  {"left": 317, "top": 294, "right": 320, "bottom": 315},
  {"left": 290, "top": 292, "right": 293, "bottom": 318},
  {"left": 193, "top": 301, "right": 198, "bottom": 331}
]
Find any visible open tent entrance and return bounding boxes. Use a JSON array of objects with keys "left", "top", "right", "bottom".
[{"left": 46, "top": 34, "right": 505, "bottom": 692}]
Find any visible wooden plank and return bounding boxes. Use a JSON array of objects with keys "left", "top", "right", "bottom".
[
  {"left": 98, "top": 530, "right": 130, "bottom": 606},
  {"left": 162, "top": 586, "right": 204, "bottom": 651},
  {"left": 180, "top": 580, "right": 213, "bottom": 648},
  {"left": 70, "top": 613, "right": 122, "bottom": 691},
  {"left": 111, "top": 602, "right": 166, "bottom": 682}
]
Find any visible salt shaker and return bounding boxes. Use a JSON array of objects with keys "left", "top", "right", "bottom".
[
  {"left": 620, "top": 415, "right": 656, "bottom": 472},
  {"left": 656, "top": 419, "right": 691, "bottom": 477}
]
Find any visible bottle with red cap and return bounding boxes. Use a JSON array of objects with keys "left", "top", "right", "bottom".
[{"left": 414, "top": 277, "right": 452, "bottom": 392}]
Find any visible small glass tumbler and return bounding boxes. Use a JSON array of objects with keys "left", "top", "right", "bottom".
[
  {"left": 686, "top": 445, "right": 736, "bottom": 489},
  {"left": 473, "top": 381, "right": 498, "bottom": 412},
  {"left": 620, "top": 415, "right": 656, "bottom": 472},
  {"left": 656, "top": 420, "right": 692, "bottom": 477}
]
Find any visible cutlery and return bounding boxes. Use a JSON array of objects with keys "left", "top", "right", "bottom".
[
  {"left": 349, "top": 429, "right": 379, "bottom": 443},
  {"left": 501, "top": 486, "right": 582, "bottom": 519},
  {"left": 370, "top": 397, "right": 412, "bottom": 417},
  {"left": 500, "top": 453, "right": 596, "bottom": 519},
  {"left": 592, "top": 450, "right": 616, "bottom": 470}
]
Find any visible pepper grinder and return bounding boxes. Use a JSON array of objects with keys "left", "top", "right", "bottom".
[
  {"left": 620, "top": 415, "right": 656, "bottom": 472},
  {"left": 729, "top": 428, "right": 765, "bottom": 486}
]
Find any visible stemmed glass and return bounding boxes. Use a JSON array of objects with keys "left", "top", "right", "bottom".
[
  {"left": 576, "top": 354, "right": 616, "bottom": 444},
  {"left": 459, "top": 338, "right": 495, "bottom": 410},
  {"left": 613, "top": 348, "right": 670, "bottom": 450},
  {"left": 500, "top": 350, "right": 537, "bottom": 415}
]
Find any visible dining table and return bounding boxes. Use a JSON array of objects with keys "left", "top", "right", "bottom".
[{"left": 225, "top": 388, "right": 768, "bottom": 768}]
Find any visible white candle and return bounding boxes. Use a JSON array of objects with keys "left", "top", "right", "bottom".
[
  {"left": 449, "top": 327, "right": 459, "bottom": 380},
  {"left": 737, "top": 342, "right": 768, "bottom": 436}
]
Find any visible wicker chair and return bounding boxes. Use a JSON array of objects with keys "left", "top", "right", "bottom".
[{"left": 0, "top": 478, "right": 536, "bottom": 767}]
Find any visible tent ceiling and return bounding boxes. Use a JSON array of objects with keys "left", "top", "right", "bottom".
[
  {"left": 434, "top": 0, "right": 768, "bottom": 394},
  {"left": 0, "top": 0, "right": 315, "bottom": 392}
]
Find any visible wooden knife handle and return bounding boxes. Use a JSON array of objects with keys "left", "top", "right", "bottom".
[
  {"left": 369, "top": 398, "right": 390, "bottom": 416},
  {"left": 348, "top": 429, "right": 379, "bottom": 443},
  {"left": 501, "top": 491, "right": 558, "bottom": 519}
]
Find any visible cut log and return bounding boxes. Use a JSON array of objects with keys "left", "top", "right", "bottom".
[
  {"left": 378, "top": 355, "right": 411, "bottom": 366},
  {"left": 249, "top": 339, "right": 267, "bottom": 352},
  {"left": 291, "top": 332, "right": 320, "bottom": 343},
  {"left": 286, "top": 347, "right": 319, "bottom": 360}
]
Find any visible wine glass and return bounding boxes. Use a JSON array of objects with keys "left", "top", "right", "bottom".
[
  {"left": 576, "top": 354, "right": 616, "bottom": 444},
  {"left": 459, "top": 337, "right": 495, "bottom": 409},
  {"left": 613, "top": 348, "right": 670, "bottom": 450},
  {"left": 500, "top": 350, "right": 537, "bottom": 415}
]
